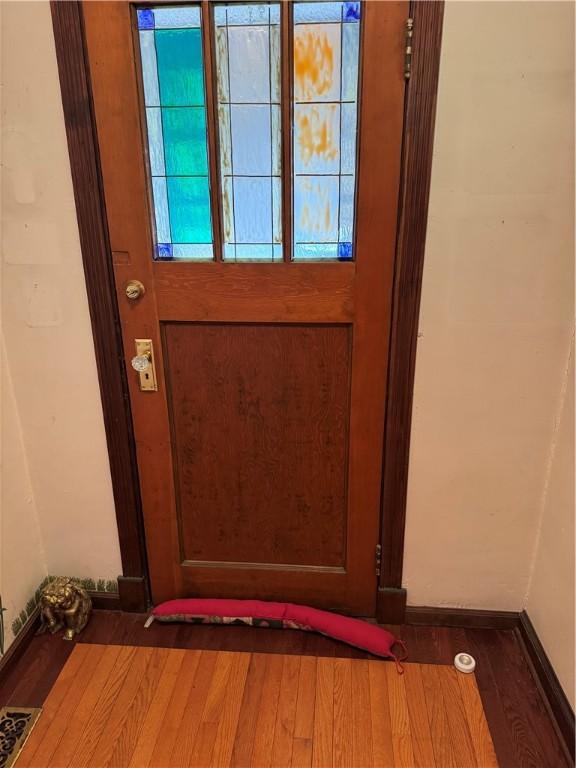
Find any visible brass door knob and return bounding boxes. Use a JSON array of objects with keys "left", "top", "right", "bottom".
[{"left": 125, "top": 279, "right": 145, "bottom": 300}]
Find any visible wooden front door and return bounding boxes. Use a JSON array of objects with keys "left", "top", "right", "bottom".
[{"left": 83, "top": 0, "right": 407, "bottom": 614}]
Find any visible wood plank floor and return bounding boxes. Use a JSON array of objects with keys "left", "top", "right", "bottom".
[
  {"left": 1, "top": 612, "right": 570, "bottom": 768},
  {"left": 17, "top": 644, "right": 498, "bottom": 768}
]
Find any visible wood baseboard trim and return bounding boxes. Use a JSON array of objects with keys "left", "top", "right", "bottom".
[
  {"left": 89, "top": 592, "right": 121, "bottom": 611},
  {"left": 117, "top": 576, "right": 149, "bottom": 612},
  {"left": 0, "top": 609, "right": 41, "bottom": 687},
  {"left": 517, "top": 610, "right": 575, "bottom": 761},
  {"left": 405, "top": 605, "right": 520, "bottom": 630}
]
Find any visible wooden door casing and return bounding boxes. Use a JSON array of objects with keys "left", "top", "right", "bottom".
[{"left": 82, "top": 1, "right": 407, "bottom": 614}]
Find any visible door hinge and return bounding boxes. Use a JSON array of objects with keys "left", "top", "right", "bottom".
[
  {"left": 404, "top": 18, "right": 414, "bottom": 80},
  {"left": 375, "top": 544, "right": 382, "bottom": 577}
]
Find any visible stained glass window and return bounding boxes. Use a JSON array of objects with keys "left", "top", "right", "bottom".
[
  {"left": 292, "top": 1, "right": 361, "bottom": 261},
  {"left": 214, "top": 4, "right": 282, "bottom": 261},
  {"left": 137, "top": 6, "right": 214, "bottom": 260}
]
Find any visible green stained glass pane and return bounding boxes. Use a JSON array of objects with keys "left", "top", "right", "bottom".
[
  {"left": 167, "top": 177, "right": 212, "bottom": 243},
  {"left": 155, "top": 29, "right": 205, "bottom": 107},
  {"left": 162, "top": 107, "right": 208, "bottom": 175}
]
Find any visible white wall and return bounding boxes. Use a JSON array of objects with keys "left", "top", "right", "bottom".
[
  {"left": 403, "top": 0, "right": 574, "bottom": 611},
  {"left": 526, "top": 337, "right": 575, "bottom": 708},
  {"left": 1, "top": 0, "right": 122, "bottom": 589},
  {"left": 1, "top": 335, "right": 47, "bottom": 649}
]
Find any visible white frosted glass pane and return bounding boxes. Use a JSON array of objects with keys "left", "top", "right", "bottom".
[
  {"left": 294, "top": 2, "right": 343, "bottom": 23},
  {"left": 139, "top": 31, "right": 160, "bottom": 106},
  {"left": 223, "top": 243, "right": 236, "bottom": 260},
  {"left": 342, "top": 21, "right": 360, "bottom": 101},
  {"left": 234, "top": 244, "right": 274, "bottom": 260},
  {"left": 339, "top": 175, "right": 355, "bottom": 241},
  {"left": 228, "top": 26, "right": 270, "bottom": 102},
  {"left": 294, "top": 23, "right": 341, "bottom": 102},
  {"left": 272, "top": 176, "right": 282, "bottom": 243},
  {"left": 172, "top": 243, "right": 213, "bottom": 259},
  {"left": 227, "top": 4, "right": 270, "bottom": 25},
  {"left": 233, "top": 177, "right": 272, "bottom": 242},
  {"left": 271, "top": 105, "right": 281, "bottom": 175},
  {"left": 222, "top": 176, "right": 235, "bottom": 244},
  {"left": 215, "top": 26, "right": 229, "bottom": 102},
  {"left": 341, "top": 102, "right": 357, "bottom": 174},
  {"left": 273, "top": 243, "right": 282, "bottom": 260},
  {"left": 154, "top": 6, "right": 200, "bottom": 28},
  {"left": 218, "top": 104, "right": 232, "bottom": 175},
  {"left": 294, "top": 176, "right": 339, "bottom": 242},
  {"left": 294, "top": 243, "right": 339, "bottom": 260},
  {"left": 230, "top": 105, "right": 271, "bottom": 175},
  {"left": 152, "top": 177, "right": 170, "bottom": 242},
  {"left": 145, "top": 108, "right": 165, "bottom": 176},
  {"left": 294, "top": 103, "right": 340, "bottom": 174},
  {"left": 270, "top": 24, "right": 281, "bottom": 103}
]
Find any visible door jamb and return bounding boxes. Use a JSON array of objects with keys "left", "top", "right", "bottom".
[{"left": 50, "top": 0, "right": 444, "bottom": 617}]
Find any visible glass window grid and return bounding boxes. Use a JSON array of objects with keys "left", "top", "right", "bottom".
[{"left": 136, "top": 2, "right": 361, "bottom": 263}]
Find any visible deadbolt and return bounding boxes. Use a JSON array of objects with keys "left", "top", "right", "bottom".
[{"left": 125, "top": 279, "right": 145, "bottom": 301}]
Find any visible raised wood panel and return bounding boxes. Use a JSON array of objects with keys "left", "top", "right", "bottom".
[
  {"left": 164, "top": 323, "right": 351, "bottom": 569},
  {"left": 153, "top": 262, "right": 354, "bottom": 323}
]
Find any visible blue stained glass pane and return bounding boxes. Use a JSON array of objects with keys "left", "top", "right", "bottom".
[
  {"left": 343, "top": 2, "right": 360, "bottom": 22},
  {"left": 152, "top": 177, "right": 170, "bottom": 242},
  {"left": 339, "top": 174, "right": 355, "bottom": 241},
  {"left": 230, "top": 105, "right": 271, "bottom": 175},
  {"left": 153, "top": 6, "right": 200, "bottom": 28},
  {"left": 294, "top": 3, "right": 343, "bottom": 23},
  {"left": 233, "top": 177, "right": 272, "bottom": 243},
  {"left": 234, "top": 244, "right": 274, "bottom": 261},
  {"left": 167, "top": 177, "right": 212, "bottom": 243},
  {"left": 155, "top": 29, "right": 205, "bottom": 106},
  {"left": 172, "top": 244, "right": 213, "bottom": 260},
  {"left": 340, "top": 102, "right": 357, "bottom": 174},
  {"left": 137, "top": 9, "right": 155, "bottom": 30},
  {"left": 162, "top": 107, "right": 208, "bottom": 175},
  {"left": 294, "top": 243, "right": 339, "bottom": 260},
  {"left": 338, "top": 242, "right": 353, "bottom": 259},
  {"left": 156, "top": 243, "right": 173, "bottom": 260},
  {"left": 145, "top": 108, "right": 165, "bottom": 175},
  {"left": 139, "top": 32, "right": 160, "bottom": 106},
  {"left": 226, "top": 4, "right": 272, "bottom": 25},
  {"left": 342, "top": 21, "right": 360, "bottom": 100}
]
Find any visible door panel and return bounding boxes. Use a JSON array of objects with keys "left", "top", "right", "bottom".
[
  {"left": 165, "top": 323, "right": 350, "bottom": 568},
  {"left": 83, "top": 0, "right": 407, "bottom": 614}
]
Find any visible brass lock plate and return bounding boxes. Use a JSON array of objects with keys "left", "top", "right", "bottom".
[{"left": 134, "top": 339, "right": 158, "bottom": 391}]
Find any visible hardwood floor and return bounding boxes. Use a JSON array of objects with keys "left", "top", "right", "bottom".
[
  {"left": 1, "top": 611, "right": 571, "bottom": 768},
  {"left": 17, "top": 645, "right": 498, "bottom": 767}
]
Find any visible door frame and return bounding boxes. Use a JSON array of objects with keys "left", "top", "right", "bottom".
[{"left": 50, "top": 0, "right": 444, "bottom": 617}]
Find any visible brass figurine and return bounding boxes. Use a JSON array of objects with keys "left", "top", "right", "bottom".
[{"left": 39, "top": 578, "right": 92, "bottom": 640}]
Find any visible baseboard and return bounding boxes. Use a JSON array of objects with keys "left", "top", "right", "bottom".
[
  {"left": 90, "top": 591, "right": 121, "bottom": 611},
  {"left": 405, "top": 605, "right": 520, "bottom": 630},
  {"left": 0, "top": 608, "right": 41, "bottom": 687},
  {"left": 517, "top": 610, "right": 575, "bottom": 761}
]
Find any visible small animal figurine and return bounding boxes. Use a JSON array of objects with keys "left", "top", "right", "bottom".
[{"left": 39, "top": 577, "right": 92, "bottom": 640}]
